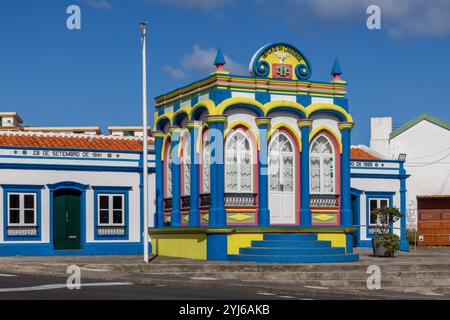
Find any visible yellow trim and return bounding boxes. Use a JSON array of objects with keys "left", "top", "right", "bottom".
[
  {"left": 206, "top": 115, "right": 228, "bottom": 123},
  {"left": 225, "top": 121, "right": 260, "bottom": 150},
  {"left": 161, "top": 135, "right": 170, "bottom": 161},
  {"left": 264, "top": 100, "right": 307, "bottom": 117},
  {"left": 317, "top": 234, "right": 347, "bottom": 252},
  {"left": 297, "top": 119, "right": 313, "bottom": 129},
  {"left": 178, "top": 129, "right": 190, "bottom": 158},
  {"left": 152, "top": 131, "right": 165, "bottom": 139},
  {"left": 189, "top": 99, "right": 216, "bottom": 119},
  {"left": 196, "top": 123, "right": 209, "bottom": 154},
  {"left": 268, "top": 123, "right": 302, "bottom": 152},
  {"left": 151, "top": 234, "right": 207, "bottom": 260},
  {"left": 154, "top": 112, "right": 174, "bottom": 131},
  {"left": 338, "top": 122, "right": 355, "bottom": 131},
  {"left": 226, "top": 208, "right": 256, "bottom": 212},
  {"left": 309, "top": 125, "right": 343, "bottom": 153},
  {"left": 173, "top": 107, "right": 191, "bottom": 125},
  {"left": 311, "top": 208, "right": 339, "bottom": 213},
  {"left": 255, "top": 117, "right": 271, "bottom": 127},
  {"left": 227, "top": 233, "right": 263, "bottom": 255},
  {"left": 217, "top": 97, "right": 265, "bottom": 116},
  {"left": 306, "top": 103, "right": 353, "bottom": 122}
]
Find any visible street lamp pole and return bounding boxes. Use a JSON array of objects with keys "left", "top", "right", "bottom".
[{"left": 140, "top": 21, "right": 149, "bottom": 263}]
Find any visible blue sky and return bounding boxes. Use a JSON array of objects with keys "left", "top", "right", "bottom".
[{"left": 0, "top": 0, "right": 449, "bottom": 145}]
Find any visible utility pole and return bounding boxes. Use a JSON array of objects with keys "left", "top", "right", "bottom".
[{"left": 140, "top": 21, "right": 149, "bottom": 263}]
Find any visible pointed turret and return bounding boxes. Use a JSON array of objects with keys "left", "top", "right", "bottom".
[
  {"left": 331, "top": 58, "right": 343, "bottom": 82},
  {"left": 331, "top": 59, "right": 342, "bottom": 80},
  {"left": 212, "top": 48, "right": 229, "bottom": 75}
]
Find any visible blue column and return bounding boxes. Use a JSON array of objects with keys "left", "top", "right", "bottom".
[
  {"left": 399, "top": 162, "right": 409, "bottom": 251},
  {"left": 169, "top": 126, "right": 181, "bottom": 227},
  {"left": 153, "top": 131, "right": 165, "bottom": 228},
  {"left": 256, "top": 117, "right": 271, "bottom": 227},
  {"left": 187, "top": 121, "right": 200, "bottom": 227},
  {"left": 338, "top": 122, "right": 354, "bottom": 228},
  {"left": 298, "top": 119, "right": 313, "bottom": 227},
  {"left": 207, "top": 115, "right": 227, "bottom": 228}
]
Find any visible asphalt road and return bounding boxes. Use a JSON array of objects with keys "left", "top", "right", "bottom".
[{"left": 0, "top": 273, "right": 318, "bottom": 300}]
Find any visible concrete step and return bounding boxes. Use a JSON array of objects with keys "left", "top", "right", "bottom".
[
  {"left": 240, "top": 247, "right": 346, "bottom": 255},
  {"left": 228, "top": 253, "right": 359, "bottom": 263},
  {"left": 157, "top": 270, "right": 450, "bottom": 281},
  {"left": 263, "top": 234, "right": 318, "bottom": 241},
  {"left": 76, "top": 262, "right": 450, "bottom": 274},
  {"left": 251, "top": 240, "right": 332, "bottom": 248}
]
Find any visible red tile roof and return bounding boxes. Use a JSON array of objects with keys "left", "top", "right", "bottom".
[
  {"left": 350, "top": 146, "right": 382, "bottom": 160},
  {"left": 0, "top": 131, "right": 153, "bottom": 151}
]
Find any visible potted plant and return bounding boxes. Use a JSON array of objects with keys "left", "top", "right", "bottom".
[{"left": 371, "top": 207, "right": 402, "bottom": 257}]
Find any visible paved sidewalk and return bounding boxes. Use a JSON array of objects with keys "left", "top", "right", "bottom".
[{"left": 0, "top": 247, "right": 449, "bottom": 299}]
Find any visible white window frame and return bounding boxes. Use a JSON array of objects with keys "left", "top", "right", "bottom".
[
  {"left": 97, "top": 194, "right": 125, "bottom": 227},
  {"left": 202, "top": 131, "right": 211, "bottom": 194},
  {"left": 165, "top": 144, "right": 173, "bottom": 198},
  {"left": 225, "top": 129, "right": 254, "bottom": 193},
  {"left": 310, "top": 134, "right": 336, "bottom": 195},
  {"left": 369, "top": 197, "right": 390, "bottom": 226},
  {"left": 7, "top": 192, "right": 37, "bottom": 226},
  {"left": 182, "top": 134, "right": 191, "bottom": 196}
]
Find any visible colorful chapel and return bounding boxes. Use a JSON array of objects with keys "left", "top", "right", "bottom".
[{"left": 149, "top": 43, "right": 408, "bottom": 263}]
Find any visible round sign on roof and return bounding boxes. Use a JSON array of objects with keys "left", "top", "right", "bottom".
[{"left": 249, "top": 43, "right": 312, "bottom": 81}]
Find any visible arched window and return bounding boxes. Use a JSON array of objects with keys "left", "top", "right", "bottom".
[
  {"left": 181, "top": 134, "right": 191, "bottom": 196},
  {"left": 202, "top": 130, "right": 211, "bottom": 194},
  {"left": 165, "top": 143, "right": 173, "bottom": 198},
  {"left": 310, "top": 134, "right": 336, "bottom": 194},
  {"left": 225, "top": 129, "right": 253, "bottom": 193}
]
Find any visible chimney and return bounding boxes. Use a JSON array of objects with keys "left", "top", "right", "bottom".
[{"left": 370, "top": 117, "right": 392, "bottom": 157}]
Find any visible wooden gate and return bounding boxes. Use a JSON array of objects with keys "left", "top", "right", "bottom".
[{"left": 417, "top": 196, "right": 450, "bottom": 246}]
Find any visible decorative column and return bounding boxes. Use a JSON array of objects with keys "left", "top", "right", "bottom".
[
  {"left": 298, "top": 119, "right": 313, "bottom": 227},
  {"left": 153, "top": 131, "right": 165, "bottom": 228},
  {"left": 187, "top": 121, "right": 201, "bottom": 227},
  {"left": 338, "top": 122, "right": 354, "bottom": 228},
  {"left": 399, "top": 161, "right": 409, "bottom": 251},
  {"left": 169, "top": 126, "right": 181, "bottom": 227},
  {"left": 206, "top": 115, "right": 227, "bottom": 228},
  {"left": 256, "top": 117, "right": 271, "bottom": 227}
]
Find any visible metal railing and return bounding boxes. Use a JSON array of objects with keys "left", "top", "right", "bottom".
[
  {"left": 163, "top": 197, "right": 172, "bottom": 210},
  {"left": 310, "top": 194, "right": 339, "bottom": 208},
  {"left": 200, "top": 193, "right": 211, "bottom": 209},
  {"left": 181, "top": 195, "right": 191, "bottom": 210},
  {"left": 224, "top": 193, "right": 257, "bottom": 207}
]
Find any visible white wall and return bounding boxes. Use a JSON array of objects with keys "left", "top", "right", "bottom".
[{"left": 390, "top": 120, "right": 450, "bottom": 228}]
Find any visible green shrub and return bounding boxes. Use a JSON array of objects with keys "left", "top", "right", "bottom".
[
  {"left": 371, "top": 207, "right": 402, "bottom": 256},
  {"left": 406, "top": 229, "right": 417, "bottom": 245}
]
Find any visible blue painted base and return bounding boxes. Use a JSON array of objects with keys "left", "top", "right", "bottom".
[
  {"left": 228, "top": 253, "right": 359, "bottom": 263},
  {"left": 207, "top": 233, "right": 227, "bottom": 260},
  {"left": 229, "top": 233, "right": 359, "bottom": 263},
  {"left": 0, "top": 242, "right": 151, "bottom": 256},
  {"left": 400, "top": 240, "right": 410, "bottom": 252}
]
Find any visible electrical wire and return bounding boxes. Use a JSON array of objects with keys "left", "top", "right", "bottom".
[{"left": 405, "top": 153, "right": 450, "bottom": 167}]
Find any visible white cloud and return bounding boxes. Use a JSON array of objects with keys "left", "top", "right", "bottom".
[
  {"left": 163, "top": 65, "right": 188, "bottom": 80},
  {"left": 163, "top": 45, "right": 247, "bottom": 80},
  {"left": 83, "top": 0, "right": 112, "bottom": 10},
  {"left": 145, "top": 0, "right": 235, "bottom": 10},
  {"left": 256, "top": 0, "right": 450, "bottom": 38}
]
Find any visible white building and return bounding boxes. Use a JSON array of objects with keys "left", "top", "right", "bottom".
[
  {"left": 0, "top": 131, "right": 155, "bottom": 256},
  {"left": 370, "top": 113, "right": 450, "bottom": 229}
]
